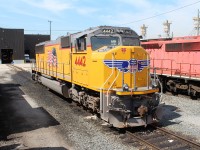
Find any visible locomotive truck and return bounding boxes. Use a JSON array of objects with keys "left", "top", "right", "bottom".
[{"left": 32, "top": 26, "right": 163, "bottom": 128}]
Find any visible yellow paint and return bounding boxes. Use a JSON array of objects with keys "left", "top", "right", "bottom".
[
  {"left": 116, "top": 89, "right": 159, "bottom": 95},
  {"left": 34, "top": 44, "right": 158, "bottom": 96}
]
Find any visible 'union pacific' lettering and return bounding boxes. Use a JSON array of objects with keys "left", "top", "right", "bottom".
[{"left": 75, "top": 56, "right": 86, "bottom": 66}]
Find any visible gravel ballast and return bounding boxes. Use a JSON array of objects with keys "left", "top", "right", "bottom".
[{"left": 159, "top": 94, "right": 200, "bottom": 143}]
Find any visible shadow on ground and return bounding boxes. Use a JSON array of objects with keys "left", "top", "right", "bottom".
[
  {"left": 158, "top": 104, "right": 182, "bottom": 127},
  {"left": 0, "top": 144, "right": 68, "bottom": 150},
  {"left": 0, "top": 144, "right": 20, "bottom": 150},
  {"left": 0, "top": 83, "right": 60, "bottom": 140}
]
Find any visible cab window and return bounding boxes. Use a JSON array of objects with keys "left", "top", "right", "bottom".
[
  {"left": 122, "top": 37, "right": 140, "bottom": 46},
  {"left": 76, "top": 35, "right": 87, "bottom": 52},
  {"left": 91, "top": 36, "right": 119, "bottom": 51},
  {"left": 61, "top": 36, "right": 70, "bottom": 48}
]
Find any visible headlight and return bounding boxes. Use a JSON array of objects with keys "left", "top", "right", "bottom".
[{"left": 123, "top": 83, "right": 129, "bottom": 91}]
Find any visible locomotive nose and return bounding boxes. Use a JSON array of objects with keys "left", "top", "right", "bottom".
[{"left": 112, "top": 46, "right": 150, "bottom": 91}]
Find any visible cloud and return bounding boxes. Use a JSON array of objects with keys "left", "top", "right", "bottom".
[
  {"left": 21, "top": 0, "right": 72, "bottom": 13},
  {"left": 76, "top": 7, "right": 99, "bottom": 15},
  {"left": 12, "top": 7, "right": 55, "bottom": 20},
  {"left": 20, "top": 0, "right": 99, "bottom": 16},
  {"left": 116, "top": 0, "right": 151, "bottom": 9}
]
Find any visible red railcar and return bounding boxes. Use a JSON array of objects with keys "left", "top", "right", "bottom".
[{"left": 141, "top": 35, "right": 200, "bottom": 99}]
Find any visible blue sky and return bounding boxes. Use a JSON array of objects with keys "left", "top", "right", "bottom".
[{"left": 0, "top": 0, "right": 199, "bottom": 39}]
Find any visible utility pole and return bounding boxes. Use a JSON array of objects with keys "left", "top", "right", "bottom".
[
  {"left": 48, "top": 20, "right": 52, "bottom": 40},
  {"left": 193, "top": 9, "right": 200, "bottom": 35}
]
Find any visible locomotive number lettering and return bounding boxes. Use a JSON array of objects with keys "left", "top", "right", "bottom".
[
  {"left": 102, "top": 29, "right": 114, "bottom": 34},
  {"left": 75, "top": 56, "right": 86, "bottom": 66}
]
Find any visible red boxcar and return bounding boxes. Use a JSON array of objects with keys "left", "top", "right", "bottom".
[{"left": 141, "top": 35, "right": 200, "bottom": 99}]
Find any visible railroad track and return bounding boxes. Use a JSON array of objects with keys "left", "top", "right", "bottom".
[
  {"left": 125, "top": 125, "right": 200, "bottom": 150},
  {"left": 7, "top": 64, "right": 31, "bottom": 81},
  {"left": 7, "top": 64, "right": 27, "bottom": 72},
  {"left": 7, "top": 64, "right": 22, "bottom": 72}
]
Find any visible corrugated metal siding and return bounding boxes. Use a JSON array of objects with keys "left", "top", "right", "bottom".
[
  {"left": 24, "top": 34, "right": 50, "bottom": 59},
  {"left": 0, "top": 28, "right": 24, "bottom": 60}
]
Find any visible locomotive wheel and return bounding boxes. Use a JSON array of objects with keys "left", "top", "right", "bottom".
[
  {"left": 161, "top": 79, "right": 167, "bottom": 93},
  {"left": 165, "top": 80, "right": 173, "bottom": 92},
  {"left": 171, "top": 90, "right": 178, "bottom": 96},
  {"left": 190, "top": 90, "right": 198, "bottom": 100},
  {"left": 171, "top": 87, "right": 178, "bottom": 96},
  {"left": 31, "top": 73, "right": 35, "bottom": 81}
]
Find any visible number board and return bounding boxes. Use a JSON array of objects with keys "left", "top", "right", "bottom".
[
  {"left": 102, "top": 29, "right": 115, "bottom": 34},
  {"left": 102, "top": 28, "right": 133, "bottom": 35}
]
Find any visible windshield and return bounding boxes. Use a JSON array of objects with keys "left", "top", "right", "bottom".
[
  {"left": 122, "top": 37, "right": 140, "bottom": 46},
  {"left": 91, "top": 36, "right": 119, "bottom": 50}
]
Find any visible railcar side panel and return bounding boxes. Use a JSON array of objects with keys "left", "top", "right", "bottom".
[{"left": 141, "top": 36, "right": 200, "bottom": 99}]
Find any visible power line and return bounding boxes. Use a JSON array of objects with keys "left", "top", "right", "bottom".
[{"left": 119, "top": 0, "right": 200, "bottom": 25}]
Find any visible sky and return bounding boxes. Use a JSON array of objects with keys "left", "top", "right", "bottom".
[{"left": 0, "top": 0, "right": 199, "bottom": 40}]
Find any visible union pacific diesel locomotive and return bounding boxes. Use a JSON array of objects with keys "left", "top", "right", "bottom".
[{"left": 32, "top": 26, "right": 163, "bottom": 128}]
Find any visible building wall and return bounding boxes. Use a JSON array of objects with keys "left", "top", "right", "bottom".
[
  {"left": 0, "top": 28, "right": 24, "bottom": 63},
  {"left": 24, "top": 34, "right": 50, "bottom": 59}
]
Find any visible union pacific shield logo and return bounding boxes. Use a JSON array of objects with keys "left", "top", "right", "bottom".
[{"left": 103, "top": 59, "right": 149, "bottom": 72}]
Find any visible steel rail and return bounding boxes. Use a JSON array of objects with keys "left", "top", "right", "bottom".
[
  {"left": 151, "top": 125, "right": 200, "bottom": 149},
  {"left": 7, "top": 65, "right": 31, "bottom": 81},
  {"left": 126, "top": 131, "right": 160, "bottom": 150},
  {"left": 8, "top": 64, "right": 24, "bottom": 71}
]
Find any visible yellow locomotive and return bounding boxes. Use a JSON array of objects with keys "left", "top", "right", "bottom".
[{"left": 32, "top": 26, "right": 163, "bottom": 128}]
